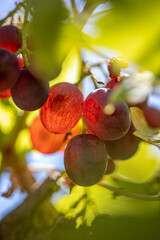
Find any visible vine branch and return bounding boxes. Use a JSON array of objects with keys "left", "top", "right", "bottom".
[{"left": 99, "top": 181, "right": 160, "bottom": 201}]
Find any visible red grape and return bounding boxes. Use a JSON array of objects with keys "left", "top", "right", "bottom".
[
  {"left": 0, "top": 48, "right": 20, "bottom": 92},
  {"left": 40, "top": 82, "right": 83, "bottom": 134},
  {"left": 64, "top": 134, "right": 108, "bottom": 186},
  {"left": 29, "top": 116, "right": 66, "bottom": 154},
  {"left": 144, "top": 106, "right": 160, "bottom": 128},
  {"left": 0, "top": 25, "right": 22, "bottom": 53},
  {"left": 11, "top": 69, "right": 49, "bottom": 111},
  {"left": 104, "top": 123, "right": 140, "bottom": 160},
  {"left": 83, "top": 88, "right": 131, "bottom": 141}
]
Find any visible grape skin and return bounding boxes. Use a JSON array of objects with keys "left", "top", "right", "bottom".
[
  {"left": 29, "top": 116, "right": 66, "bottom": 154},
  {"left": 11, "top": 69, "right": 49, "bottom": 111},
  {"left": 104, "top": 123, "right": 140, "bottom": 160},
  {"left": 0, "top": 25, "right": 22, "bottom": 53},
  {"left": 0, "top": 56, "right": 23, "bottom": 99},
  {"left": 83, "top": 88, "right": 131, "bottom": 141},
  {"left": 0, "top": 48, "right": 20, "bottom": 92},
  {"left": 144, "top": 106, "right": 160, "bottom": 128},
  {"left": 64, "top": 134, "right": 108, "bottom": 186},
  {"left": 40, "top": 82, "right": 83, "bottom": 134}
]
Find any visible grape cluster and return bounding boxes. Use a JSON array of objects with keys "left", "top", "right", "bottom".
[
  {"left": 0, "top": 25, "right": 49, "bottom": 110},
  {"left": 1, "top": 24, "right": 159, "bottom": 188}
]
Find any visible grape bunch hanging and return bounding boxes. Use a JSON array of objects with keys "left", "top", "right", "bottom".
[{"left": 0, "top": 23, "right": 159, "bottom": 189}]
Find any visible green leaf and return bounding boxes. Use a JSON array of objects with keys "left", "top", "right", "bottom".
[
  {"left": 131, "top": 107, "right": 160, "bottom": 148},
  {"left": 114, "top": 142, "right": 160, "bottom": 183},
  {"left": 49, "top": 47, "right": 82, "bottom": 85},
  {"left": 93, "top": 0, "right": 160, "bottom": 75},
  {"left": 28, "top": 0, "right": 70, "bottom": 80}
]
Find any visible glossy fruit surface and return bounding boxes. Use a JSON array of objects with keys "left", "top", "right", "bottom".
[
  {"left": 11, "top": 69, "right": 49, "bottom": 111},
  {"left": 83, "top": 88, "right": 131, "bottom": 141},
  {"left": 0, "top": 25, "right": 22, "bottom": 53},
  {"left": 0, "top": 55, "right": 23, "bottom": 99},
  {"left": 29, "top": 116, "right": 66, "bottom": 154},
  {"left": 144, "top": 106, "right": 160, "bottom": 128},
  {"left": 64, "top": 134, "right": 108, "bottom": 186},
  {"left": 104, "top": 123, "right": 140, "bottom": 160},
  {"left": 0, "top": 48, "right": 20, "bottom": 92},
  {"left": 40, "top": 82, "right": 83, "bottom": 134}
]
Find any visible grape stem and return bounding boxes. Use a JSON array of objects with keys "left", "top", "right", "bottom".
[
  {"left": 99, "top": 182, "right": 160, "bottom": 201},
  {"left": 15, "top": 48, "right": 32, "bottom": 57},
  {"left": 71, "top": 0, "right": 78, "bottom": 18},
  {"left": 21, "top": 4, "right": 29, "bottom": 68}
]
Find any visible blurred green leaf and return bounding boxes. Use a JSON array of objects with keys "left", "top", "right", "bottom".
[
  {"left": 92, "top": 0, "right": 160, "bottom": 74},
  {"left": 50, "top": 47, "right": 82, "bottom": 85},
  {"left": 28, "top": 0, "right": 70, "bottom": 80},
  {"left": 114, "top": 141, "right": 160, "bottom": 183}
]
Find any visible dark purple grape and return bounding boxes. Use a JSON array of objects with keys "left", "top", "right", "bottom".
[
  {"left": 104, "top": 123, "right": 140, "bottom": 160},
  {"left": 64, "top": 134, "right": 108, "bottom": 186},
  {"left": 11, "top": 69, "right": 49, "bottom": 111},
  {"left": 0, "top": 25, "right": 22, "bottom": 53},
  {"left": 0, "top": 48, "right": 20, "bottom": 92},
  {"left": 83, "top": 88, "right": 131, "bottom": 141}
]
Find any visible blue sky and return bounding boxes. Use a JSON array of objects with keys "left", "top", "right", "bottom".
[{"left": 0, "top": 0, "right": 23, "bottom": 19}]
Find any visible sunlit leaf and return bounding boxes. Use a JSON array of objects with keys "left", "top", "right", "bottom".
[
  {"left": 92, "top": 0, "right": 160, "bottom": 75},
  {"left": 28, "top": 0, "right": 70, "bottom": 80},
  {"left": 114, "top": 142, "right": 160, "bottom": 183},
  {"left": 50, "top": 47, "right": 82, "bottom": 85},
  {"left": 55, "top": 181, "right": 160, "bottom": 227}
]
